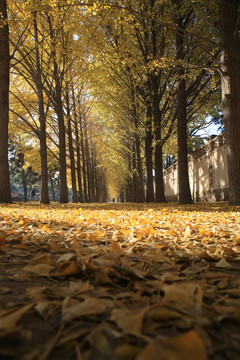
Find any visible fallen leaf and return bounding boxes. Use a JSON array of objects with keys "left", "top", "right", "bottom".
[
  {"left": 162, "top": 284, "right": 194, "bottom": 305},
  {"left": 215, "top": 258, "right": 232, "bottom": 268},
  {"left": 57, "top": 252, "right": 76, "bottom": 263},
  {"left": 111, "top": 307, "right": 147, "bottom": 333},
  {"left": 137, "top": 330, "right": 207, "bottom": 360},
  {"left": 62, "top": 297, "right": 106, "bottom": 323},
  {"left": 55, "top": 261, "right": 81, "bottom": 276},
  {"left": 0, "top": 234, "right": 6, "bottom": 247},
  {"left": 146, "top": 304, "right": 181, "bottom": 320},
  {"left": 0, "top": 304, "right": 33, "bottom": 330},
  {"left": 23, "top": 263, "right": 54, "bottom": 275},
  {"left": 111, "top": 240, "right": 125, "bottom": 254},
  {"left": 30, "top": 253, "right": 52, "bottom": 265}
]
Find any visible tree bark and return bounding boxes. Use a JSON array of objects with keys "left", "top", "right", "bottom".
[
  {"left": 131, "top": 86, "right": 145, "bottom": 202},
  {"left": 219, "top": 0, "right": 240, "bottom": 205},
  {"left": 66, "top": 90, "right": 77, "bottom": 203},
  {"left": 33, "top": 14, "right": 49, "bottom": 204},
  {"left": 84, "top": 116, "right": 92, "bottom": 202},
  {"left": 152, "top": 76, "right": 166, "bottom": 203},
  {"left": 72, "top": 89, "right": 83, "bottom": 202},
  {"left": 90, "top": 147, "right": 97, "bottom": 202},
  {"left": 0, "top": 0, "right": 11, "bottom": 203},
  {"left": 176, "top": 20, "right": 193, "bottom": 204},
  {"left": 80, "top": 115, "right": 88, "bottom": 202},
  {"left": 55, "top": 76, "right": 68, "bottom": 203},
  {"left": 132, "top": 145, "right": 139, "bottom": 202},
  {"left": 48, "top": 15, "right": 68, "bottom": 203},
  {"left": 145, "top": 105, "right": 155, "bottom": 202}
]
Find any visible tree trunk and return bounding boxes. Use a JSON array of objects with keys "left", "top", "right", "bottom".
[
  {"left": 152, "top": 76, "right": 166, "bottom": 203},
  {"left": 75, "top": 123, "right": 83, "bottom": 202},
  {"left": 80, "top": 115, "right": 88, "bottom": 202},
  {"left": 90, "top": 148, "right": 96, "bottom": 201},
  {"left": 33, "top": 14, "right": 49, "bottom": 204},
  {"left": 131, "top": 87, "right": 145, "bottom": 202},
  {"left": 73, "top": 89, "right": 83, "bottom": 202},
  {"left": 48, "top": 15, "right": 68, "bottom": 203},
  {"left": 145, "top": 107, "right": 155, "bottom": 202},
  {"left": 176, "top": 21, "right": 193, "bottom": 204},
  {"left": 132, "top": 145, "right": 139, "bottom": 202},
  {"left": 95, "top": 167, "right": 100, "bottom": 202},
  {"left": 219, "top": 0, "right": 240, "bottom": 205},
  {"left": 84, "top": 116, "right": 92, "bottom": 202},
  {"left": 89, "top": 147, "right": 95, "bottom": 202},
  {"left": 66, "top": 90, "right": 77, "bottom": 203},
  {"left": 55, "top": 79, "right": 68, "bottom": 203},
  {"left": 0, "top": 0, "right": 11, "bottom": 203}
]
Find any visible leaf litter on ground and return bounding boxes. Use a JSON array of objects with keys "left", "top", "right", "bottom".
[{"left": 0, "top": 202, "right": 240, "bottom": 359}]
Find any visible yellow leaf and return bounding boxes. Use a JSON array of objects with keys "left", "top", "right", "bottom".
[
  {"left": 86, "top": 218, "right": 96, "bottom": 225},
  {"left": 166, "top": 229, "right": 178, "bottom": 236},
  {"left": 42, "top": 225, "right": 51, "bottom": 233},
  {"left": 87, "top": 231, "right": 104, "bottom": 241}
]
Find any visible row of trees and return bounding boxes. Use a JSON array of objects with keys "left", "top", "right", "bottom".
[
  {"left": 0, "top": 0, "right": 239, "bottom": 204},
  {"left": 8, "top": 0, "right": 109, "bottom": 203}
]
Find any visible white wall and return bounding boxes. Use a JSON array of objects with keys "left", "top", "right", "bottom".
[{"left": 163, "top": 134, "right": 230, "bottom": 202}]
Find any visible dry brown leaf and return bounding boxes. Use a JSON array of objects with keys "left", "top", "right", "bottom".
[
  {"left": 166, "top": 330, "right": 207, "bottom": 359},
  {"left": 57, "top": 252, "right": 76, "bottom": 263},
  {"left": 62, "top": 297, "right": 106, "bottom": 323},
  {"left": 146, "top": 305, "right": 181, "bottom": 320},
  {"left": 111, "top": 240, "right": 125, "bottom": 254},
  {"left": 55, "top": 261, "right": 81, "bottom": 276},
  {"left": 0, "top": 234, "right": 6, "bottom": 247},
  {"left": 35, "top": 302, "right": 50, "bottom": 320},
  {"left": 221, "top": 246, "right": 236, "bottom": 256},
  {"left": 111, "top": 307, "right": 147, "bottom": 333},
  {"left": 162, "top": 284, "right": 194, "bottom": 305},
  {"left": 114, "top": 344, "right": 142, "bottom": 359},
  {"left": 215, "top": 258, "right": 232, "bottom": 268},
  {"left": 30, "top": 253, "right": 52, "bottom": 265},
  {"left": 23, "top": 263, "right": 54, "bottom": 275},
  {"left": 137, "top": 330, "right": 207, "bottom": 360},
  {"left": 68, "top": 280, "right": 91, "bottom": 295},
  {"left": 0, "top": 304, "right": 33, "bottom": 330}
]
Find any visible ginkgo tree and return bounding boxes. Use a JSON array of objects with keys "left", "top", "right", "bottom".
[
  {"left": 83, "top": 0, "right": 221, "bottom": 204},
  {"left": 0, "top": 0, "right": 11, "bottom": 203}
]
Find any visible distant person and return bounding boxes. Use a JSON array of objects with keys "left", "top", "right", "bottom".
[
  {"left": 113, "top": 198, "right": 115, "bottom": 203},
  {"left": 30, "top": 189, "right": 35, "bottom": 200}
]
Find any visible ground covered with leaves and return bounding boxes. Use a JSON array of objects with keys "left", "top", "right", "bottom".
[{"left": 0, "top": 202, "right": 240, "bottom": 360}]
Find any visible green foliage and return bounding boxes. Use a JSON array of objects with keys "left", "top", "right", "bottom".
[{"left": 9, "top": 141, "right": 40, "bottom": 194}]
